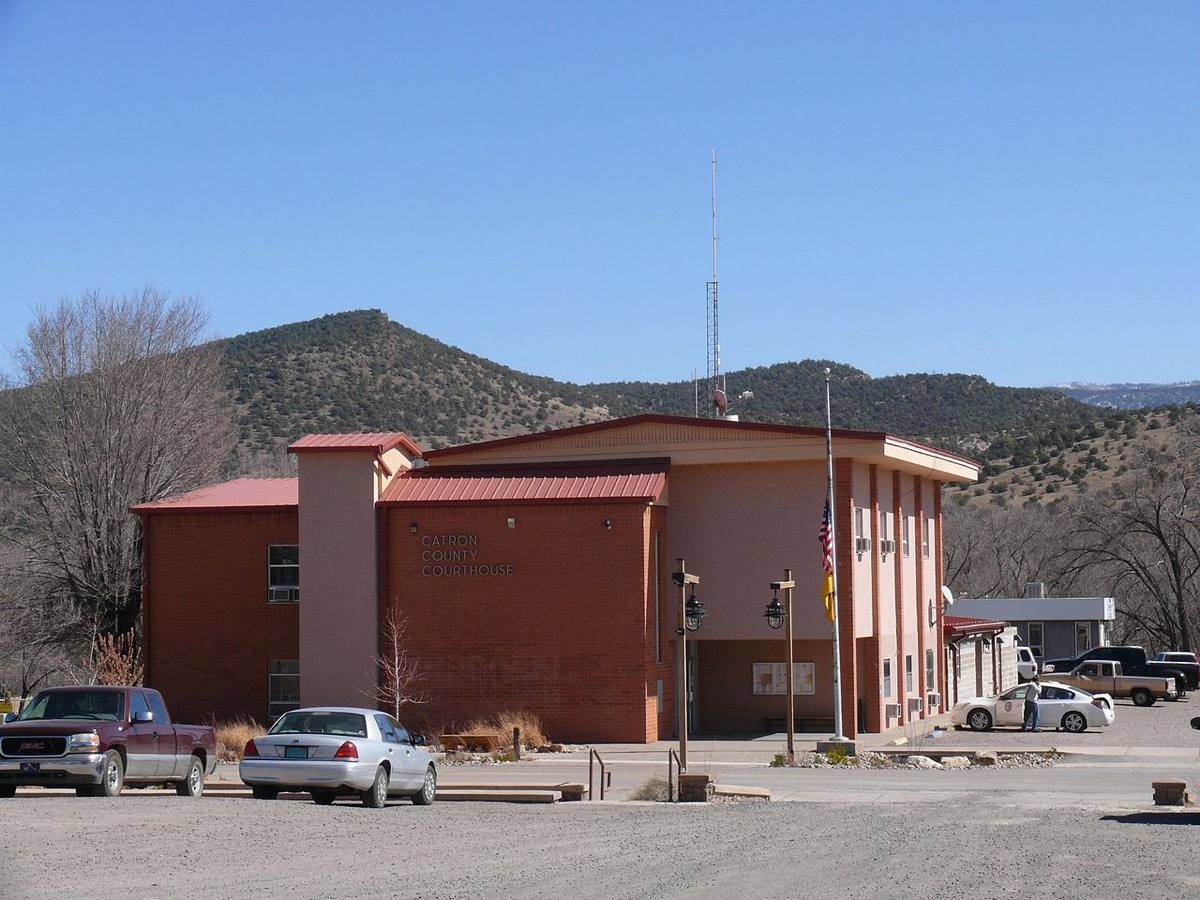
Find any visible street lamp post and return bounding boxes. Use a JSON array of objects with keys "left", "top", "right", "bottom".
[
  {"left": 672, "top": 559, "right": 705, "bottom": 769},
  {"left": 764, "top": 568, "right": 796, "bottom": 762}
]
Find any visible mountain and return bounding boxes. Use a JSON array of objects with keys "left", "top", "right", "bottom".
[
  {"left": 1054, "top": 382, "right": 1200, "bottom": 409},
  {"left": 219, "top": 310, "right": 1119, "bottom": 469}
]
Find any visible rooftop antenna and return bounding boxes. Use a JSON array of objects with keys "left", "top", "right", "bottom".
[{"left": 706, "top": 149, "right": 725, "bottom": 417}]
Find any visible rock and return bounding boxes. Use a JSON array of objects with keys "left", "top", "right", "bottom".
[
  {"left": 906, "top": 755, "right": 943, "bottom": 769},
  {"left": 975, "top": 751, "right": 999, "bottom": 766},
  {"left": 941, "top": 755, "right": 971, "bottom": 769}
]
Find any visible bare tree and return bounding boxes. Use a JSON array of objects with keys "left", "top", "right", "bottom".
[
  {"left": 371, "top": 607, "right": 426, "bottom": 719},
  {"left": 1062, "top": 419, "right": 1200, "bottom": 652},
  {"left": 0, "top": 289, "right": 233, "bottom": 656},
  {"left": 942, "top": 499, "right": 1074, "bottom": 599}
]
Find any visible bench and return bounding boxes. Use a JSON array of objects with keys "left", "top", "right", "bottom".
[
  {"left": 763, "top": 716, "right": 836, "bottom": 733},
  {"left": 440, "top": 733, "right": 503, "bottom": 751}
]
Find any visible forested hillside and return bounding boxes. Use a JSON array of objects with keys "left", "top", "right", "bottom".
[{"left": 219, "top": 309, "right": 1120, "bottom": 468}]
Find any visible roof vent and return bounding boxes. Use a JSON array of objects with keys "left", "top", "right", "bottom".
[{"left": 1023, "top": 582, "right": 1046, "bottom": 599}]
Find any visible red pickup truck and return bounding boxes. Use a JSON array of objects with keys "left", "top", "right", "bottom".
[{"left": 0, "top": 685, "right": 216, "bottom": 798}]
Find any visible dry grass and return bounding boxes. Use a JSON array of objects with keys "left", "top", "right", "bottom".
[
  {"left": 213, "top": 717, "right": 266, "bottom": 762},
  {"left": 462, "top": 710, "right": 549, "bottom": 749},
  {"left": 629, "top": 776, "right": 671, "bottom": 802}
]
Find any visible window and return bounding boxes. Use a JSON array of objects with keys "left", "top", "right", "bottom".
[
  {"left": 129, "top": 691, "right": 151, "bottom": 721},
  {"left": 1027, "top": 622, "right": 1044, "bottom": 658},
  {"left": 905, "top": 655, "right": 914, "bottom": 692},
  {"left": 268, "top": 545, "right": 300, "bottom": 602},
  {"left": 922, "top": 517, "right": 933, "bottom": 558},
  {"left": 925, "top": 648, "right": 935, "bottom": 693},
  {"left": 902, "top": 516, "right": 911, "bottom": 557},
  {"left": 1075, "top": 622, "right": 1091, "bottom": 655},
  {"left": 854, "top": 507, "right": 870, "bottom": 553},
  {"left": 882, "top": 658, "right": 892, "bottom": 698},
  {"left": 268, "top": 660, "right": 300, "bottom": 719},
  {"left": 879, "top": 511, "right": 894, "bottom": 556}
]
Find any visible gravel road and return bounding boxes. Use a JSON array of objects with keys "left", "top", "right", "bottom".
[{"left": 1, "top": 697, "right": 1196, "bottom": 900}]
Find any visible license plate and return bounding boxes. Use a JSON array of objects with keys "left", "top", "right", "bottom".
[
  {"left": 20, "top": 762, "right": 41, "bottom": 774},
  {"left": 285, "top": 746, "right": 308, "bottom": 759}
]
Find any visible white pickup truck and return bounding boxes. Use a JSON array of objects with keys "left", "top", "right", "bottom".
[{"left": 1046, "top": 660, "right": 1176, "bottom": 706}]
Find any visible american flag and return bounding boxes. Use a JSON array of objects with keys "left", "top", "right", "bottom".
[{"left": 819, "top": 499, "right": 835, "bottom": 622}]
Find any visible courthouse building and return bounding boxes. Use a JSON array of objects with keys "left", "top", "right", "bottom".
[{"left": 132, "top": 414, "right": 979, "bottom": 742}]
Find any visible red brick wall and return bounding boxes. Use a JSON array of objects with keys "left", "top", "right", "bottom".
[
  {"left": 383, "top": 502, "right": 670, "bottom": 743},
  {"left": 140, "top": 510, "right": 299, "bottom": 725}
]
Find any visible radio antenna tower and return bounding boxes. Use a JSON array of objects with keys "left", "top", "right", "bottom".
[{"left": 706, "top": 149, "right": 727, "bottom": 417}]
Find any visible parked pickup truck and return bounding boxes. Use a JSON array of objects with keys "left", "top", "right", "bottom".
[
  {"left": 0, "top": 685, "right": 216, "bottom": 798},
  {"left": 1043, "top": 660, "right": 1176, "bottom": 706},
  {"left": 1043, "top": 645, "right": 1200, "bottom": 697}
]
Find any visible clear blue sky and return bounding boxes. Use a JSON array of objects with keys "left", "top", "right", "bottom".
[{"left": 2, "top": 3, "right": 1197, "bottom": 389}]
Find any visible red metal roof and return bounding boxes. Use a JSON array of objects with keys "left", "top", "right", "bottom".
[
  {"left": 380, "top": 460, "right": 668, "bottom": 505},
  {"left": 130, "top": 478, "right": 298, "bottom": 514},
  {"left": 943, "top": 614, "right": 1007, "bottom": 639},
  {"left": 288, "top": 432, "right": 422, "bottom": 457}
]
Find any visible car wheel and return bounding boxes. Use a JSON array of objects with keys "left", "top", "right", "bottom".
[
  {"left": 362, "top": 766, "right": 389, "bottom": 808},
  {"left": 175, "top": 756, "right": 205, "bottom": 797},
  {"left": 966, "top": 708, "right": 992, "bottom": 731},
  {"left": 98, "top": 750, "right": 125, "bottom": 797},
  {"left": 311, "top": 789, "right": 337, "bottom": 805},
  {"left": 1131, "top": 689, "right": 1153, "bottom": 707},
  {"left": 0, "top": 785, "right": 15, "bottom": 799},
  {"left": 251, "top": 786, "right": 279, "bottom": 800},
  {"left": 1061, "top": 711, "right": 1087, "bottom": 733},
  {"left": 412, "top": 765, "right": 436, "bottom": 806}
]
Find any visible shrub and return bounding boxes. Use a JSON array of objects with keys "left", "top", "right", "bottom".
[
  {"left": 629, "top": 776, "right": 671, "bottom": 801},
  {"left": 214, "top": 717, "right": 266, "bottom": 762},
  {"left": 462, "top": 710, "right": 549, "bottom": 749}
]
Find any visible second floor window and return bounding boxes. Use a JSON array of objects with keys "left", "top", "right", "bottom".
[{"left": 268, "top": 545, "right": 300, "bottom": 603}]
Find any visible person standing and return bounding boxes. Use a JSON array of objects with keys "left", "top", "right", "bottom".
[{"left": 1022, "top": 675, "right": 1041, "bottom": 732}]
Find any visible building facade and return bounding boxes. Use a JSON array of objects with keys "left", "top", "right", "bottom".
[{"left": 132, "top": 415, "right": 978, "bottom": 742}]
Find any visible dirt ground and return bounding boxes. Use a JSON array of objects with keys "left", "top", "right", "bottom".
[{"left": 1, "top": 696, "right": 1197, "bottom": 900}]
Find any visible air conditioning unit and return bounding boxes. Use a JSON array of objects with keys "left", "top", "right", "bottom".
[
  {"left": 268, "top": 587, "right": 300, "bottom": 602},
  {"left": 855, "top": 537, "right": 872, "bottom": 554},
  {"left": 884, "top": 702, "right": 902, "bottom": 718},
  {"left": 926, "top": 692, "right": 941, "bottom": 708},
  {"left": 907, "top": 697, "right": 923, "bottom": 713},
  {"left": 881, "top": 540, "right": 897, "bottom": 555}
]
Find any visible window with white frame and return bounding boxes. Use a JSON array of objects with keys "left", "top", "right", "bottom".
[
  {"left": 905, "top": 655, "right": 914, "bottom": 692},
  {"left": 922, "top": 517, "right": 933, "bottom": 558},
  {"left": 925, "top": 648, "right": 935, "bottom": 693},
  {"left": 902, "top": 516, "right": 912, "bottom": 556},
  {"left": 1028, "top": 622, "right": 1044, "bottom": 658},
  {"left": 882, "top": 658, "right": 892, "bottom": 697},
  {"left": 268, "top": 660, "right": 300, "bottom": 719},
  {"left": 268, "top": 545, "right": 300, "bottom": 603},
  {"left": 879, "top": 510, "right": 892, "bottom": 555}
]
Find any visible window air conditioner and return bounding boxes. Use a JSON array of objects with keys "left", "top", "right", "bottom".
[
  {"left": 855, "top": 537, "right": 872, "bottom": 553},
  {"left": 268, "top": 587, "right": 300, "bottom": 602},
  {"left": 907, "top": 697, "right": 923, "bottom": 713},
  {"left": 926, "top": 692, "right": 941, "bottom": 707},
  {"left": 881, "top": 540, "right": 897, "bottom": 555},
  {"left": 884, "top": 702, "right": 902, "bottom": 718}
]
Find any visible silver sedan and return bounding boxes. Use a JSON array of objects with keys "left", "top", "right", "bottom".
[{"left": 239, "top": 707, "right": 437, "bottom": 807}]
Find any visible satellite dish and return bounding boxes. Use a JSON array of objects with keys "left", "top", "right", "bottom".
[
  {"left": 941, "top": 585, "right": 955, "bottom": 606},
  {"left": 712, "top": 389, "right": 728, "bottom": 412}
]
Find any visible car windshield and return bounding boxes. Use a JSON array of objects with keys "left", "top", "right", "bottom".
[
  {"left": 18, "top": 690, "right": 124, "bottom": 721},
  {"left": 269, "top": 711, "right": 368, "bottom": 737}
]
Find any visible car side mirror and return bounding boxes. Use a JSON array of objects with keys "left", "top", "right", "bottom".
[
  {"left": 412, "top": 733, "right": 426, "bottom": 746},
  {"left": 3, "top": 712, "right": 15, "bottom": 724},
  {"left": 1191, "top": 716, "right": 1200, "bottom": 731},
  {"left": 132, "top": 710, "right": 154, "bottom": 724}
]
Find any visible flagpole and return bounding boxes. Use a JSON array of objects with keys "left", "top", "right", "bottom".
[{"left": 824, "top": 367, "right": 846, "bottom": 741}]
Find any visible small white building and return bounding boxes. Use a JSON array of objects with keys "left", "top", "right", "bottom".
[{"left": 951, "top": 583, "right": 1115, "bottom": 665}]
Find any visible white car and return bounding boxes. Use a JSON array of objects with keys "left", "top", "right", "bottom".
[
  {"left": 951, "top": 681, "right": 1115, "bottom": 733},
  {"left": 239, "top": 707, "right": 437, "bottom": 807}
]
